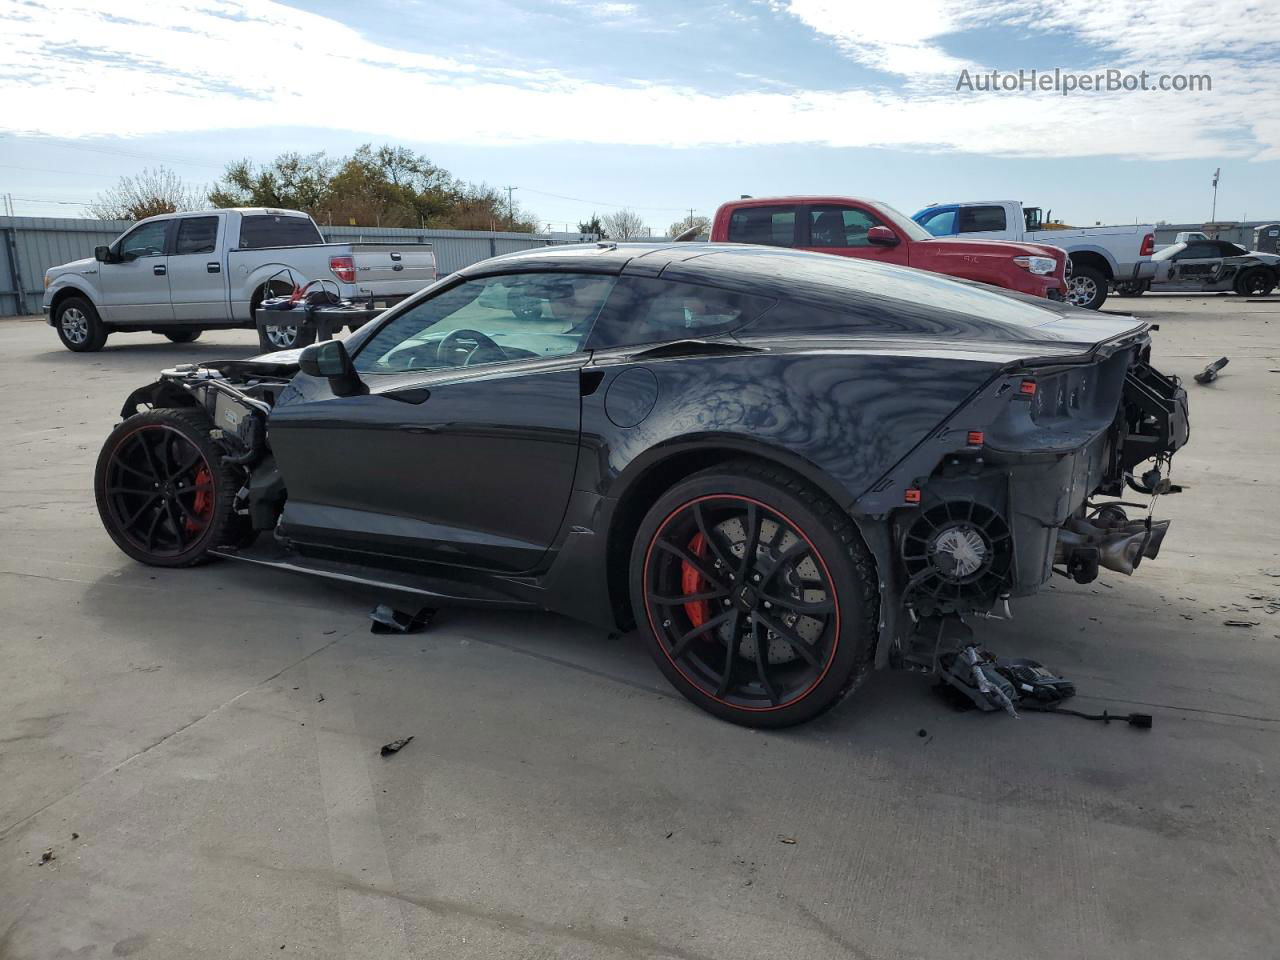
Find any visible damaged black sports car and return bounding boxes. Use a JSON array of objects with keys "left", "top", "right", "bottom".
[{"left": 94, "top": 244, "right": 1189, "bottom": 727}]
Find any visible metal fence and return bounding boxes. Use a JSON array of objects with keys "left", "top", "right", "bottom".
[{"left": 0, "top": 216, "right": 593, "bottom": 315}]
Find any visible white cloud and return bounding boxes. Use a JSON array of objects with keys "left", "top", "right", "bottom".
[{"left": 0, "top": 0, "right": 1277, "bottom": 161}]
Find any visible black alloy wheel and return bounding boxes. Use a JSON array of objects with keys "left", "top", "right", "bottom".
[
  {"left": 94, "top": 408, "right": 248, "bottom": 566},
  {"left": 1237, "top": 267, "right": 1276, "bottom": 297},
  {"left": 631, "top": 462, "right": 879, "bottom": 727}
]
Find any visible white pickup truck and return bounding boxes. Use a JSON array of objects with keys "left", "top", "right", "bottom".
[
  {"left": 42, "top": 208, "right": 436, "bottom": 352},
  {"left": 911, "top": 200, "right": 1155, "bottom": 310}
]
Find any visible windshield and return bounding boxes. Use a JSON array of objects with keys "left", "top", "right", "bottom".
[
  {"left": 870, "top": 202, "right": 935, "bottom": 242},
  {"left": 1152, "top": 243, "right": 1186, "bottom": 261}
]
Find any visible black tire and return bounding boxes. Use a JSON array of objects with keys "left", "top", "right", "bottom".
[
  {"left": 1235, "top": 267, "right": 1276, "bottom": 297},
  {"left": 94, "top": 407, "right": 248, "bottom": 567},
  {"left": 1066, "top": 265, "right": 1108, "bottom": 310},
  {"left": 164, "top": 329, "right": 202, "bottom": 343},
  {"left": 629, "top": 460, "right": 880, "bottom": 728},
  {"left": 1113, "top": 281, "right": 1148, "bottom": 297},
  {"left": 54, "top": 296, "right": 108, "bottom": 352}
]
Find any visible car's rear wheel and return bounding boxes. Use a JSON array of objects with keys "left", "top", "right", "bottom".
[
  {"left": 1114, "top": 280, "right": 1148, "bottom": 297},
  {"left": 630, "top": 462, "right": 879, "bottom": 728},
  {"left": 1066, "top": 266, "right": 1108, "bottom": 309},
  {"left": 1235, "top": 267, "right": 1276, "bottom": 297},
  {"left": 164, "top": 329, "right": 202, "bottom": 343},
  {"left": 94, "top": 408, "right": 247, "bottom": 567},
  {"left": 55, "top": 296, "right": 108, "bottom": 352}
]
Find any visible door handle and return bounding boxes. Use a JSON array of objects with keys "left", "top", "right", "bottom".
[
  {"left": 207, "top": 262, "right": 221, "bottom": 273},
  {"left": 153, "top": 264, "right": 166, "bottom": 276}
]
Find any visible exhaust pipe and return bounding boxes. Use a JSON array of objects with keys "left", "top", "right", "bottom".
[
  {"left": 1056, "top": 518, "right": 1172, "bottom": 574},
  {"left": 1096, "top": 529, "right": 1148, "bottom": 575}
]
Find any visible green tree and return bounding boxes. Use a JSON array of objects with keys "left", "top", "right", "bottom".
[
  {"left": 206, "top": 144, "right": 540, "bottom": 232},
  {"left": 207, "top": 152, "right": 335, "bottom": 213},
  {"left": 577, "top": 214, "right": 605, "bottom": 238}
]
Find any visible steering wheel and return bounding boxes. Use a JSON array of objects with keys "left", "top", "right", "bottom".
[{"left": 435, "top": 328, "right": 507, "bottom": 367}]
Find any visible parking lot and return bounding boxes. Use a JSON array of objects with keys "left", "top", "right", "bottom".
[{"left": 1, "top": 295, "right": 1277, "bottom": 960}]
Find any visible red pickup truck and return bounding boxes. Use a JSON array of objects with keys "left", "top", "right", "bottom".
[{"left": 710, "top": 196, "right": 1069, "bottom": 301}]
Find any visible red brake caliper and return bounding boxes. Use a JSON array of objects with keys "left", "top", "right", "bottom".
[
  {"left": 186, "top": 465, "right": 213, "bottom": 534},
  {"left": 681, "top": 532, "right": 710, "bottom": 627}
]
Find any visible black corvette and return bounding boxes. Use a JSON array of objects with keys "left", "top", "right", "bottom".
[{"left": 94, "top": 243, "right": 1189, "bottom": 726}]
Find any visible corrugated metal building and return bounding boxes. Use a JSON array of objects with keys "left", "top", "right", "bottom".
[{"left": 0, "top": 216, "right": 594, "bottom": 315}]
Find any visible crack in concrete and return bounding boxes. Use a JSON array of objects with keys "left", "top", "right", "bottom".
[{"left": 0, "top": 636, "right": 344, "bottom": 840}]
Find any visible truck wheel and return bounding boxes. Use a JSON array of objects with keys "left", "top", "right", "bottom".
[
  {"left": 1066, "top": 266, "right": 1108, "bottom": 310},
  {"left": 94, "top": 408, "right": 249, "bottom": 567},
  {"left": 257, "top": 321, "right": 316, "bottom": 352},
  {"left": 165, "top": 329, "right": 202, "bottom": 343},
  {"left": 55, "top": 296, "right": 108, "bottom": 352},
  {"left": 630, "top": 461, "right": 880, "bottom": 728},
  {"left": 1235, "top": 267, "right": 1276, "bottom": 297}
]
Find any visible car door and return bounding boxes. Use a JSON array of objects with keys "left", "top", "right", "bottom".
[
  {"left": 168, "top": 215, "right": 230, "bottom": 323},
  {"left": 99, "top": 218, "right": 174, "bottom": 324},
  {"left": 1165, "top": 241, "right": 1223, "bottom": 289},
  {"left": 800, "top": 203, "right": 909, "bottom": 266},
  {"left": 267, "top": 270, "right": 617, "bottom": 573}
]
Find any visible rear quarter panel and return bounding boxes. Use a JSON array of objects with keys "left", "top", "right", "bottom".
[{"left": 578, "top": 350, "right": 1002, "bottom": 509}]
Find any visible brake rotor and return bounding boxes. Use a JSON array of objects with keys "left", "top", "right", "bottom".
[{"left": 677, "top": 515, "right": 826, "bottom": 665}]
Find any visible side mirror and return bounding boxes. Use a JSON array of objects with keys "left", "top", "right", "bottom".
[
  {"left": 867, "top": 226, "right": 900, "bottom": 247},
  {"left": 299, "top": 340, "right": 365, "bottom": 396},
  {"left": 94, "top": 246, "right": 113, "bottom": 263}
]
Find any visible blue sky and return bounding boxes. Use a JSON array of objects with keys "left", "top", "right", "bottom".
[{"left": 1, "top": 0, "right": 1278, "bottom": 231}]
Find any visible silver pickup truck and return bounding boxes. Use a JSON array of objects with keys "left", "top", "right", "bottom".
[{"left": 42, "top": 208, "right": 436, "bottom": 352}]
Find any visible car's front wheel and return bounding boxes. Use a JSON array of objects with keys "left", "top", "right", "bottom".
[
  {"left": 164, "top": 329, "right": 202, "bottom": 343},
  {"left": 55, "top": 296, "right": 108, "bottom": 352},
  {"left": 1066, "top": 266, "right": 1108, "bottom": 309},
  {"left": 630, "top": 462, "right": 880, "bottom": 728},
  {"left": 94, "top": 408, "right": 248, "bottom": 567}
]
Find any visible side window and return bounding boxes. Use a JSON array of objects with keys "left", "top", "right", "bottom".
[
  {"left": 174, "top": 217, "right": 219, "bottom": 255},
  {"left": 1176, "top": 243, "right": 1219, "bottom": 259},
  {"left": 958, "top": 205, "right": 1007, "bottom": 232},
  {"left": 117, "top": 220, "right": 169, "bottom": 261},
  {"left": 727, "top": 206, "right": 796, "bottom": 247},
  {"left": 238, "top": 215, "right": 324, "bottom": 248},
  {"left": 587, "top": 277, "right": 774, "bottom": 349},
  {"left": 917, "top": 208, "right": 957, "bottom": 237},
  {"left": 808, "top": 205, "right": 884, "bottom": 248},
  {"left": 353, "top": 272, "right": 615, "bottom": 375}
]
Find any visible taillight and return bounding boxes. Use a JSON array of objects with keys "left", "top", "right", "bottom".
[
  {"left": 1140, "top": 233, "right": 1154, "bottom": 257},
  {"left": 1020, "top": 379, "right": 1037, "bottom": 396},
  {"left": 329, "top": 255, "right": 356, "bottom": 284}
]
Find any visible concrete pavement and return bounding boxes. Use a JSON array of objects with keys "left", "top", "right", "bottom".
[{"left": 1, "top": 301, "right": 1277, "bottom": 959}]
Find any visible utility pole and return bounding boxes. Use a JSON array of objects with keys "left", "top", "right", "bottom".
[
  {"left": 504, "top": 185, "right": 517, "bottom": 228},
  {"left": 1210, "top": 168, "right": 1220, "bottom": 222},
  {"left": 688, "top": 208, "right": 695, "bottom": 230}
]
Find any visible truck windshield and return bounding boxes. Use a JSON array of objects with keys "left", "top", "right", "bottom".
[
  {"left": 238, "top": 215, "right": 324, "bottom": 248},
  {"left": 868, "top": 202, "right": 934, "bottom": 242}
]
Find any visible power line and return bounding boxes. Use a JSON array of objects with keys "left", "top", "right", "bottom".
[
  {"left": 518, "top": 186, "right": 688, "bottom": 213},
  {"left": 0, "top": 135, "right": 226, "bottom": 171},
  {"left": 0, "top": 163, "right": 123, "bottom": 179}
]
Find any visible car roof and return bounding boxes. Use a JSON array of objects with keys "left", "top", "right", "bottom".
[{"left": 461, "top": 242, "right": 1068, "bottom": 324}]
